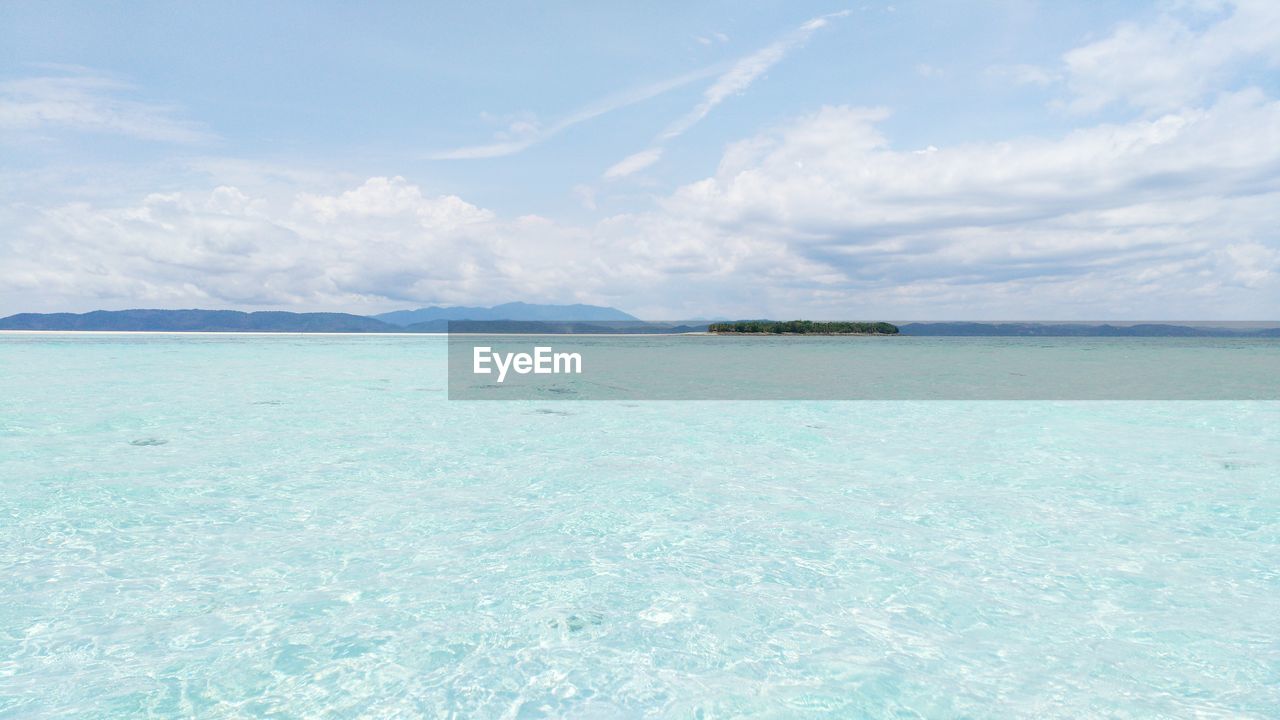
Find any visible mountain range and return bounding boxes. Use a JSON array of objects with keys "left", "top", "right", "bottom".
[
  {"left": 374, "top": 302, "right": 637, "bottom": 326},
  {"left": 0, "top": 309, "right": 390, "bottom": 332},
  {"left": 897, "top": 322, "right": 1280, "bottom": 337},
  {"left": 0, "top": 304, "right": 644, "bottom": 333},
  {"left": 1, "top": 308, "right": 1278, "bottom": 336}
]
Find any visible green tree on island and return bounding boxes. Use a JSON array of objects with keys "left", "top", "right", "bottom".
[{"left": 707, "top": 320, "right": 899, "bottom": 334}]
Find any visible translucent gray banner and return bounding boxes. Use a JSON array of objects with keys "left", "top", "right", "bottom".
[{"left": 447, "top": 332, "right": 1280, "bottom": 400}]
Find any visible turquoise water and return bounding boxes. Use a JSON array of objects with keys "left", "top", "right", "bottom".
[
  {"left": 2, "top": 333, "right": 1278, "bottom": 718},
  {"left": 445, "top": 335, "right": 1280, "bottom": 400}
]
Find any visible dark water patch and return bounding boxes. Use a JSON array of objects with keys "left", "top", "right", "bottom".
[
  {"left": 251, "top": 400, "right": 284, "bottom": 406},
  {"left": 129, "top": 438, "right": 168, "bottom": 446},
  {"left": 532, "top": 409, "right": 573, "bottom": 416},
  {"left": 1220, "top": 460, "right": 1258, "bottom": 470},
  {"left": 547, "top": 611, "right": 604, "bottom": 633}
]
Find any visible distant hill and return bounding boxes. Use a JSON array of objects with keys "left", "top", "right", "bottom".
[
  {"left": 0, "top": 309, "right": 394, "bottom": 332},
  {"left": 375, "top": 301, "right": 638, "bottom": 326},
  {"left": 899, "top": 322, "right": 1280, "bottom": 337},
  {"left": 5, "top": 311, "right": 1274, "bottom": 337},
  {"left": 709, "top": 320, "right": 898, "bottom": 335},
  {"left": 408, "top": 320, "right": 706, "bottom": 333}
]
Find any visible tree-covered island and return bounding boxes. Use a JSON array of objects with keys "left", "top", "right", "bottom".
[{"left": 707, "top": 320, "right": 899, "bottom": 335}]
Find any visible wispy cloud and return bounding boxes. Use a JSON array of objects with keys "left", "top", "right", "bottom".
[
  {"left": 0, "top": 68, "right": 213, "bottom": 144},
  {"left": 1061, "top": 0, "right": 1280, "bottom": 114},
  {"left": 427, "top": 65, "right": 722, "bottom": 160},
  {"left": 603, "top": 148, "right": 665, "bottom": 179},
  {"left": 605, "top": 11, "right": 848, "bottom": 180}
]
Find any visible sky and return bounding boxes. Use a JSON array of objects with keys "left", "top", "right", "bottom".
[{"left": 1, "top": 0, "right": 1278, "bottom": 320}]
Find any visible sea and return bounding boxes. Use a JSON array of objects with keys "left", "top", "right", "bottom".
[{"left": 2, "top": 332, "right": 1277, "bottom": 718}]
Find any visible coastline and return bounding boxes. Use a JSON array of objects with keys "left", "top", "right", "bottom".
[
  {"left": 706, "top": 332, "right": 897, "bottom": 336},
  {"left": 0, "top": 330, "right": 450, "bottom": 337},
  {"left": 0, "top": 330, "right": 709, "bottom": 337}
]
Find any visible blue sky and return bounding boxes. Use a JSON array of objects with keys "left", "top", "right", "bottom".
[{"left": 2, "top": 1, "right": 1278, "bottom": 319}]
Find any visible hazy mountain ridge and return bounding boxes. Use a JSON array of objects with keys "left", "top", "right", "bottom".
[
  {"left": 417, "top": 320, "right": 706, "bottom": 334},
  {"left": 375, "top": 302, "right": 638, "bottom": 326},
  {"left": 899, "top": 322, "right": 1280, "bottom": 337},
  {"left": 3, "top": 311, "right": 1277, "bottom": 336},
  {"left": 0, "top": 309, "right": 394, "bottom": 332},
  {"left": 0, "top": 303, "right": 643, "bottom": 332}
]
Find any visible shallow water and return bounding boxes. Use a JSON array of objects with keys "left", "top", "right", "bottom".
[{"left": 1, "top": 334, "right": 1278, "bottom": 718}]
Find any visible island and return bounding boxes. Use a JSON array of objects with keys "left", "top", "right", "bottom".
[{"left": 708, "top": 320, "right": 899, "bottom": 335}]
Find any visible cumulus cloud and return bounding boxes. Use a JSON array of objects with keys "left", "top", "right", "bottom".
[
  {"left": 668, "top": 93, "right": 1280, "bottom": 231},
  {"left": 648, "top": 93, "right": 1280, "bottom": 316},
  {"left": 5, "top": 85, "right": 1279, "bottom": 318},
  {"left": 1, "top": 175, "right": 651, "bottom": 313},
  {"left": 4, "top": 5, "right": 1279, "bottom": 319},
  {"left": 0, "top": 69, "right": 212, "bottom": 143},
  {"left": 1062, "top": 0, "right": 1280, "bottom": 114}
]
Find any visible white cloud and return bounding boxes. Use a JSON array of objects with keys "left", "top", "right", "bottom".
[
  {"left": 1062, "top": 0, "right": 1280, "bottom": 114},
  {"left": 4, "top": 6, "right": 1279, "bottom": 320},
  {"left": 6, "top": 85, "right": 1278, "bottom": 319},
  {"left": 1220, "top": 241, "right": 1279, "bottom": 288},
  {"left": 427, "top": 65, "right": 721, "bottom": 160},
  {"left": 644, "top": 93, "right": 1280, "bottom": 316},
  {"left": 1, "top": 176, "right": 591, "bottom": 311},
  {"left": 604, "top": 11, "right": 847, "bottom": 180},
  {"left": 603, "top": 148, "right": 664, "bottom": 180},
  {"left": 294, "top": 176, "right": 493, "bottom": 226},
  {"left": 0, "top": 70, "right": 212, "bottom": 143},
  {"left": 438, "top": 9, "right": 845, "bottom": 169},
  {"left": 665, "top": 16, "right": 835, "bottom": 140},
  {"left": 670, "top": 93, "right": 1280, "bottom": 231}
]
